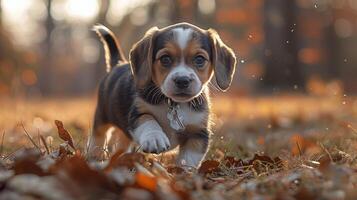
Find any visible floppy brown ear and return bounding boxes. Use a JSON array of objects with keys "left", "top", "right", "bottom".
[
  {"left": 208, "top": 29, "right": 237, "bottom": 91},
  {"left": 129, "top": 27, "right": 159, "bottom": 88}
]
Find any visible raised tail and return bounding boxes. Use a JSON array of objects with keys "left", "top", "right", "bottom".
[{"left": 92, "top": 24, "right": 126, "bottom": 72}]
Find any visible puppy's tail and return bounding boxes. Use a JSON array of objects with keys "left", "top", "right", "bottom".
[{"left": 92, "top": 24, "right": 126, "bottom": 72}]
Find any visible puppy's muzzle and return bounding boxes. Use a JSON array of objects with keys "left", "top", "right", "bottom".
[{"left": 174, "top": 76, "right": 193, "bottom": 89}]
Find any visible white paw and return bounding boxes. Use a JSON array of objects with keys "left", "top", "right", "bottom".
[
  {"left": 177, "top": 151, "right": 205, "bottom": 168},
  {"left": 138, "top": 130, "right": 170, "bottom": 153},
  {"left": 132, "top": 120, "right": 170, "bottom": 154}
]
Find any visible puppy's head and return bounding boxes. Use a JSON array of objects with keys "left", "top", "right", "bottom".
[{"left": 130, "top": 23, "right": 236, "bottom": 103}]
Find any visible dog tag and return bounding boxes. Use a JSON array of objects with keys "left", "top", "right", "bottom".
[{"left": 167, "top": 100, "right": 185, "bottom": 132}]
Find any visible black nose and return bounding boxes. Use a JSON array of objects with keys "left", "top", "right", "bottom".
[{"left": 174, "top": 76, "right": 192, "bottom": 89}]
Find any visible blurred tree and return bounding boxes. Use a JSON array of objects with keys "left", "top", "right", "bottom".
[
  {"left": 0, "top": 0, "right": 1, "bottom": 26},
  {"left": 38, "top": 0, "right": 55, "bottom": 96},
  {"left": 0, "top": 0, "right": 21, "bottom": 96},
  {"left": 262, "top": 0, "right": 304, "bottom": 91},
  {"left": 171, "top": 0, "right": 197, "bottom": 23},
  {"left": 325, "top": 18, "right": 339, "bottom": 80}
]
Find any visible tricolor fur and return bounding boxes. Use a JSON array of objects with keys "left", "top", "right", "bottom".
[{"left": 89, "top": 23, "right": 237, "bottom": 168}]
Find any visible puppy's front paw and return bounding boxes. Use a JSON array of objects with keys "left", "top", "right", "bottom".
[
  {"left": 132, "top": 119, "right": 170, "bottom": 154},
  {"left": 138, "top": 131, "right": 170, "bottom": 154}
]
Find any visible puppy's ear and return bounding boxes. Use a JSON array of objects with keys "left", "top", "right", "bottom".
[
  {"left": 129, "top": 27, "right": 159, "bottom": 88},
  {"left": 208, "top": 29, "right": 237, "bottom": 91}
]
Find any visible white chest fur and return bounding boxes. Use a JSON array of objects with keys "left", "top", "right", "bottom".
[
  {"left": 138, "top": 102, "right": 209, "bottom": 149},
  {"left": 146, "top": 103, "right": 206, "bottom": 130}
]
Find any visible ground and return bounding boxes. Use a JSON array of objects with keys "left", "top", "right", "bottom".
[{"left": 0, "top": 95, "right": 356, "bottom": 199}]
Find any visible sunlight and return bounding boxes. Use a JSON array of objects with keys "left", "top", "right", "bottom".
[
  {"left": 1, "top": 0, "right": 44, "bottom": 47},
  {"left": 2, "top": 0, "right": 33, "bottom": 22},
  {"left": 106, "top": 0, "right": 152, "bottom": 25},
  {"left": 1, "top": 0, "right": 99, "bottom": 46},
  {"left": 65, "top": 0, "right": 99, "bottom": 22}
]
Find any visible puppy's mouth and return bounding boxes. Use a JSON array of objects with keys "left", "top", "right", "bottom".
[
  {"left": 174, "top": 92, "right": 192, "bottom": 97},
  {"left": 167, "top": 91, "right": 200, "bottom": 103},
  {"left": 160, "top": 81, "right": 203, "bottom": 103}
]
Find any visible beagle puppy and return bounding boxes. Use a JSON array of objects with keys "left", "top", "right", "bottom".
[{"left": 89, "top": 22, "right": 236, "bottom": 168}]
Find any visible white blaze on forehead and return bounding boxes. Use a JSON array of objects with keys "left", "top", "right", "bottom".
[
  {"left": 173, "top": 28, "right": 193, "bottom": 50},
  {"left": 170, "top": 63, "right": 196, "bottom": 77}
]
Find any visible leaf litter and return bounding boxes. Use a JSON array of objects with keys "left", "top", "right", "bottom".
[{"left": 0, "top": 98, "right": 356, "bottom": 200}]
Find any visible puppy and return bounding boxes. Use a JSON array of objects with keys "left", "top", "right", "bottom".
[{"left": 89, "top": 22, "right": 236, "bottom": 168}]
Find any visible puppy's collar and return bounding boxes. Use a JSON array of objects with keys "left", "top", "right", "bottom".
[{"left": 167, "top": 98, "right": 185, "bottom": 132}]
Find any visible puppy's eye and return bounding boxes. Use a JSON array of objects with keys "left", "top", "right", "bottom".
[
  {"left": 160, "top": 55, "right": 172, "bottom": 67},
  {"left": 193, "top": 55, "right": 206, "bottom": 68}
]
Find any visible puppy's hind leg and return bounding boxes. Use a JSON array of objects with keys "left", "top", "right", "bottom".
[
  {"left": 177, "top": 130, "right": 210, "bottom": 169},
  {"left": 87, "top": 108, "right": 111, "bottom": 160},
  {"left": 107, "top": 127, "right": 132, "bottom": 153}
]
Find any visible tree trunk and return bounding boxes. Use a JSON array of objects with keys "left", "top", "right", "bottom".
[
  {"left": 38, "top": 0, "right": 55, "bottom": 96},
  {"left": 0, "top": 0, "right": 2, "bottom": 27},
  {"left": 325, "top": 18, "right": 339, "bottom": 79},
  {"left": 262, "top": 0, "right": 304, "bottom": 91}
]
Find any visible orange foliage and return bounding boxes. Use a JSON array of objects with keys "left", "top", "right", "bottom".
[
  {"left": 216, "top": 8, "right": 247, "bottom": 24},
  {"left": 298, "top": 48, "right": 322, "bottom": 64},
  {"left": 243, "top": 62, "right": 264, "bottom": 78},
  {"left": 135, "top": 172, "right": 158, "bottom": 192},
  {"left": 290, "top": 134, "right": 320, "bottom": 156},
  {"left": 21, "top": 69, "right": 37, "bottom": 86}
]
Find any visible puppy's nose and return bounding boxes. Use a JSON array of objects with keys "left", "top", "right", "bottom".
[{"left": 174, "top": 76, "right": 192, "bottom": 89}]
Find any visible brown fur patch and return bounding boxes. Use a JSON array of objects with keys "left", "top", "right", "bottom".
[
  {"left": 152, "top": 36, "right": 213, "bottom": 89},
  {"left": 184, "top": 39, "right": 214, "bottom": 85},
  {"left": 152, "top": 42, "right": 181, "bottom": 87},
  {"left": 181, "top": 137, "right": 208, "bottom": 152}
]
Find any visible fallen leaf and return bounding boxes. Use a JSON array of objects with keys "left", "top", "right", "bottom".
[
  {"left": 54, "top": 120, "right": 75, "bottom": 150},
  {"left": 12, "top": 149, "right": 48, "bottom": 176},
  {"left": 105, "top": 152, "right": 145, "bottom": 169},
  {"left": 135, "top": 172, "right": 157, "bottom": 192},
  {"left": 56, "top": 154, "right": 121, "bottom": 197},
  {"left": 121, "top": 187, "right": 154, "bottom": 200},
  {"left": 167, "top": 166, "right": 185, "bottom": 175},
  {"left": 104, "top": 149, "right": 125, "bottom": 172},
  {"left": 198, "top": 160, "right": 220, "bottom": 174},
  {"left": 224, "top": 156, "right": 243, "bottom": 168}
]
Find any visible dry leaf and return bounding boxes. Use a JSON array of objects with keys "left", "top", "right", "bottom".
[
  {"left": 224, "top": 156, "right": 243, "bottom": 168},
  {"left": 56, "top": 154, "right": 121, "bottom": 197},
  {"left": 54, "top": 120, "right": 75, "bottom": 150},
  {"left": 135, "top": 172, "right": 157, "bottom": 192},
  {"left": 12, "top": 149, "right": 48, "bottom": 176},
  {"left": 105, "top": 152, "right": 145, "bottom": 169},
  {"left": 167, "top": 166, "right": 185, "bottom": 175},
  {"left": 104, "top": 149, "right": 125, "bottom": 172},
  {"left": 198, "top": 160, "right": 220, "bottom": 174}
]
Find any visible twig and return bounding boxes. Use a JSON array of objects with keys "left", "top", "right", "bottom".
[
  {"left": 37, "top": 129, "right": 41, "bottom": 149},
  {"left": 301, "top": 164, "right": 314, "bottom": 169},
  {"left": 75, "top": 137, "right": 84, "bottom": 155},
  {"left": 159, "top": 152, "right": 164, "bottom": 163},
  {"left": 3, "top": 147, "right": 24, "bottom": 160},
  {"left": 85, "top": 127, "right": 93, "bottom": 157},
  {"left": 0, "top": 131, "right": 5, "bottom": 157},
  {"left": 296, "top": 140, "right": 302, "bottom": 157},
  {"left": 319, "top": 142, "right": 333, "bottom": 163},
  {"left": 20, "top": 123, "right": 41, "bottom": 150},
  {"left": 40, "top": 134, "right": 50, "bottom": 155},
  {"left": 135, "top": 145, "right": 143, "bottom": 153}
]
